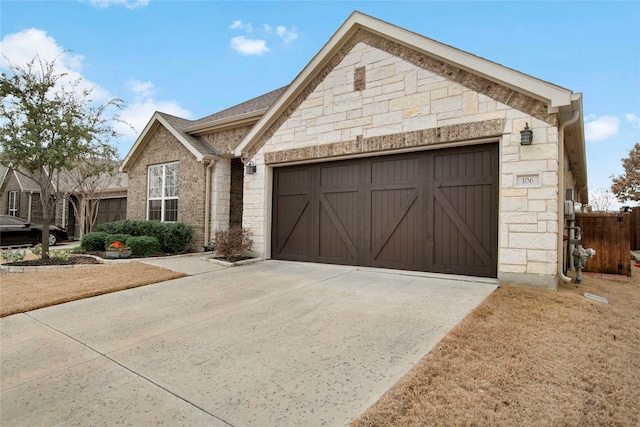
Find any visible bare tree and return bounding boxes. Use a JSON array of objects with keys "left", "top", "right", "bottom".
[
  {"left": 57, "top": 155, "right": 122, "bottom": 237},
  {"left": 588, "top": 187, "right": 618, "bottom": 212}
]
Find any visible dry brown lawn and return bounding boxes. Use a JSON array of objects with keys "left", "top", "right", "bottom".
[
  {"left": 352, "top": 268, "right": 640, "bottom": 426},
  {"left": 0, "top": 262, "right": 186, "bottom": 317}
]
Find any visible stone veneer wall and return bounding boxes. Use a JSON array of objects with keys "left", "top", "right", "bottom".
[
  {"left": 202, "top": 126, "right": 253, "bottom": 239},
  {"left": 126, "top": 126, "right": 207, "bottom": 249},
  {"left": 244, "top": 37, "right": 567, "bottom": 287},
  {"left": 210, "top": 158, "right": 230, "bottom": 235}
]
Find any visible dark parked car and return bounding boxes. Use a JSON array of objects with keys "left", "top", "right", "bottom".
[{"left": 0, "top": 215, "right": 68, "bottom": 247}]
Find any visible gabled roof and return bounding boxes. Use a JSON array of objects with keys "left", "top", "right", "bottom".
[
  {"left": 1, "top": 163, "right": 126, "bottom": 194},
  {"left": 235, "top": 11, "right": 584, "bottom": 160},
  {"left": 121, "top": 88, "right": 287, "bottom": 172},
  {"left": 121, "top": 112, "right": 219, "bottom": 172},
  {"left": 0, "top": 166, "right": 41, "bottom": 192}
]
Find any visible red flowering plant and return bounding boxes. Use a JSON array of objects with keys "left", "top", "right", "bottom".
[{"left": 108, "top": 241, "right": 126, "bottom": 249}]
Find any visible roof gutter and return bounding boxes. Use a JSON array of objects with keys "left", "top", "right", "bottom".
[
  {"left": 185, "top": 109, "right": 267, "bottom": 135},
  {"left": 557, "top": 110, "right": 581, "bottom": 284}
]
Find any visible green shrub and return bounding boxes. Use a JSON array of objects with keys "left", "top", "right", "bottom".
[
  {"left": 126, "top": 236, "right": 161, "bottom": 256},
  {"left": 50, "top": 248, "right": 71, "bottom": 261},
  {"left": 96, "top": 220, "right": 193, "bottom": 253},
  {"left": 96, "top": 219, "right": 137, "bottom": 236},
  {"left": 81, "top": 232, "right": 109, "bottom": 251},
  {"left": 105, "top": 234, "right": 133, "bottom": 248},
  {"left": 0, "top": 249, "right": 26, "bottom": 263},
  {"left": 31, "top": 244, "right": 43, "bottom": 257},
  {"left": 162, "top": 222, "right": 194, "bottom": 253}
]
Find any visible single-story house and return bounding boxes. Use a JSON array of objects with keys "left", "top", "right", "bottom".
[
  {"left": 0, "top": 164, "right": 127, "bottom": 239},
  {"left": 122, "top": 12, "right": 587, "bottom": 288}
]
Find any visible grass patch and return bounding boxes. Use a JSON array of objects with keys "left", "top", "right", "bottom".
[
  {"left": 1, "top": 262, "right": 186, "bottom": 317},
  {"left": 352, "top": 269, "right": 640, "bottom": 426}
]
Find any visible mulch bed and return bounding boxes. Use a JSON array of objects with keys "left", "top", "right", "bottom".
[
  {"left": 4, "top": 255, "right": 101, "bottom": 266},
  {"left": 3, "top": 249, "right": 198, "bottom": 267}
]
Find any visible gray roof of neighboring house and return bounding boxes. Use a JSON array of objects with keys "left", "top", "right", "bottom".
[
  {"left": 0, "top": 164, "right": 42, "bottom": 192},
  {"left": 1, "top": 163, "right": 126, "bottom": 195}
]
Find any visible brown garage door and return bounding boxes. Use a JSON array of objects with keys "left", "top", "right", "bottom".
[{"left": 272, "top": 144, "right": 498, "bottom": 277}]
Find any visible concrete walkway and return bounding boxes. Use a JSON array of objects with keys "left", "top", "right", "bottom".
[{"left": 1, "top": 258, "right": 497, "bottom": 426}]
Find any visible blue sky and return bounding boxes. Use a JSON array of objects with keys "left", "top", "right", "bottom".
[{"left": 1, "top": 0, "right": 639, "bottom": 205}]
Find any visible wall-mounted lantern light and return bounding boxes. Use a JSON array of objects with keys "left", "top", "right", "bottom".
[
  {"left": 245, "top": 161, "right": 257, "bottom": 175},
  {"left": 520, "top": 123, "right": 533, "bottom": 145}
]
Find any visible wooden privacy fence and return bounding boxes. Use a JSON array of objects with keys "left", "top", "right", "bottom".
[
  {"left": 630, "top": 207, "right": 640, "bottom": 250},
  {"left": 575, "top": 212, "right": 630, "bottom": 276}
]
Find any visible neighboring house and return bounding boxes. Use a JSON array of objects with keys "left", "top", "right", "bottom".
[
  {"left": 0, "top": 165, "right": 72, "bottom": 230},
  {"left": 0, "top": 164, "right": 127, "bottom": 239},
  {"left": 124, "top": 12, "right": 587, "bottom": 288}
]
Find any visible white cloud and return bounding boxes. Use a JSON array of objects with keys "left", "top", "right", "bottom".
[
  {"left": 116, "top": 99, "right": 193, "bottom": 140},
  {"left": 85, "top": 0, "right": 149, "bottom": 9},
  {"left": 0, "top": 28, "right": 192, "bottom": 156},
  {"left": 228, "top": 20, "right": 299, "bottom": 56},
  {"left": 625, "top": 113, "right": 640, "bottom": 127},
  {"left": 0, "top": 28, "right": 109, "bottom": 101},
  {"left": 126, "top": 79, "right": 155, "bottom": 99},
  {"left": 118, "top": 78, "right": 193, "bottom": 140},
  {"left": 230, "top": 36, "right": 269, "bottom": 56},
  {"left": 276, "top": 25, "right": 298, "bottom": 43},
  {"left": 229, "top": 20, "right": 253, "bottom": 32},
  {"left": 585, "top": 115, "right": 620, "bottom": 142}
]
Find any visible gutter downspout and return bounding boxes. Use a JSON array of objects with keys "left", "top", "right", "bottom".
[
  {"left": 557, "top": 111, "right": 580, "bottom": 284},
  {"left": 204, "top": 158, "right": 217, "bottom": 248},
  {"left": 28, "top": 192, "right": 33, "bottom": 222}
]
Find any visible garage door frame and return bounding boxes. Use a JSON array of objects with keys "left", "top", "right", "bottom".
[{"left": 271, "top": 143, "right": 498, "bottom": 277}]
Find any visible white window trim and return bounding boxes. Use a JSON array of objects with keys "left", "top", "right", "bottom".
[
  {"left": 147, "top": 162, "right": 179, "bottom": 222},
  {"left": 7, "top": 191, "right": 18, "bottom": 216}
]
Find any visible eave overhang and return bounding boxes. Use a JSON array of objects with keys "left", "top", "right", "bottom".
[{"left": 185, "top": 109, "right": 268, "bottom": 135}]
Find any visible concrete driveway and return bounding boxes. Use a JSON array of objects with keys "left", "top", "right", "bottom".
[{"left": 1, "top": 259, "right": 497, "bottom": 426}]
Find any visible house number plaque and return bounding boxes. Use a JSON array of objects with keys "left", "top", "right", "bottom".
[{"left": 514, "top": 173, "right": 541, "bottom": 188}]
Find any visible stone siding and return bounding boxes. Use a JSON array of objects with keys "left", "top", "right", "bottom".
[
  {"left": 244, "top": 37, "right": 566, "bottom": 287},
  {"left": 126, "top": 126, "right": 207, "bottom": 249},
  {"left": 210, "top": 158, "right": 230, "bottom": 235}
]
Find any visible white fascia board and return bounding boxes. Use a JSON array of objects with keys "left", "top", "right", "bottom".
[
  {"left": 185, "top": 109, "right": 267, "bottom": 135},
  {"left": 13, "top": 170, "right": 24, "bottom": 192},
  {"left": 121, "top": 112, "right": 163, "bottom": 172},
  {"left": 155, "top": 114, "right": 205, "bottom": 161},
  {"left": 121, "top": 112, "right": 205, "bottom": 172},
  {"left": 0, "top": 167, "right": 10, "bottom": 189},
  {"left": 359, "top": 13, "right": 573, "bottom": 108}
]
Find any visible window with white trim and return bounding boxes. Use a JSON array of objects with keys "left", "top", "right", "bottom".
[
  {"left": 147, "top": 163, "right": 179, "bottom": 222},
  {"left": 7, "top": 191, "right": 18, "bottom": 216}
]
